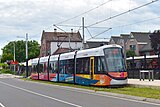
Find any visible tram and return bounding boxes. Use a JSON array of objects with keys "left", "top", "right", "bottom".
[{"left": 31, "top": 44, "right": 127, "bottom": 86}]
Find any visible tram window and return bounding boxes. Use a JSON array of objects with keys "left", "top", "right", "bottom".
[
  {"left": 32, "top": 65, "right": 37, "bottom": 73},
  {"left": 76, "top": 59, "right": 82, "bottom": 73},
  {"left": 67, "top": 59, "right": 74, "bottom": 74},
  {"left": 39, "top": 64, "right": 43, "bottom": 73},
  {"left": 49, "top": 62, "right": 54, "bottom": 73},
  {"left": 44, "top": 63, "right": 48, "bottom": 73},
  {"left": 49, "top": 63, "right": 52, "bottom": 73},
  {"left": 76, "top": 58, "right": 90, "bottom": 74},
  {"left": 54, "top": 61, "right": 58, "bottom": 73},
  {"left": 95, "top": 57, "right": 106, "bottom": 74},
  {"left": 50, "top": 61, "right": 58, "bottom": 73},
  {"left": 84, "top": 59, "right": 89, "bottom": 73},
  {"left": 60, "top": 60, "right": 66, "bottom": 74},
  {"left": 50, "top": 62, "right": 53, "bottom": 73},
  {"left": 60, "top": 59, "right": 74, "bottom": 74},
  {"left": 36, "top": 65, "right": 39, "bottom": 73}
]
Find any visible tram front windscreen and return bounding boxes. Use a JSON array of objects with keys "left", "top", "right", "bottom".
[{"left": 103, "top": 47, "right": 126, "bottom": 72}]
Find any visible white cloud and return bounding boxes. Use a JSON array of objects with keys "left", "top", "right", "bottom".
[{"left": 0, "top": 0, "right": 160, "bottom": 55}]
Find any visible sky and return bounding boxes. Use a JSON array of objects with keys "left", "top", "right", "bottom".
[{"left": 0, "top": 0, "right": 160, "bottom": 55}]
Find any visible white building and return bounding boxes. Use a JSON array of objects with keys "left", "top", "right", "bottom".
[{"left": 40, "top": 30, "right": 82, "bottom": 57}]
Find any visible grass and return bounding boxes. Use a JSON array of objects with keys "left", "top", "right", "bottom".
[
  {"left": 104, "top": 87, "right": 160, "bottom": 99},
  {"left": 23, "top": 78, "right": 160, "bottom": 100}
]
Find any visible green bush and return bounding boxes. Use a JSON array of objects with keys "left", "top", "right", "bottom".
[
  {"left": 0, "top": 63, "right": 8, "bottom": 69},
  {"left": 1, "top": 69, "right": 13, "bottom": 74}
]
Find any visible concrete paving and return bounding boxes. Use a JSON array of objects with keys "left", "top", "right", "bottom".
[
  {"left": 0, "top": 74, "right": 23, "bottom": 79},
  {"left": 128, "top": 79, "right": 160, "bottom": 88}
]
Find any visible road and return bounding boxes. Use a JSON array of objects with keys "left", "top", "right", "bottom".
[{"left": 0, "top": 78, "right": 160, "bottom": 107}]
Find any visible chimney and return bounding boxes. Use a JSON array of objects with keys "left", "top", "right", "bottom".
[
  {"left": 71, "top": 29, "right": 73, "bottom": 35},
  {"left": 43, "top": 30, "right": 45, "bottom": 34},
  {"left": 71, "top": 29, "right": 73, "bottom": 33},
  {"left": 54, "top": 28, "right": 57, "bottom": 32}
]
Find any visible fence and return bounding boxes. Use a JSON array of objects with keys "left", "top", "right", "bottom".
[{"left": 126, "top": 54, "right": 160, "bottom": 80}]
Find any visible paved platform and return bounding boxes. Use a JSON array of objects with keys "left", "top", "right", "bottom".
[{"left": 128, "top": 79, "right": 160, "bottom": 87}]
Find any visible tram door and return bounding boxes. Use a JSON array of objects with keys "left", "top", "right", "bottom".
[{"left": 90, "top": 57, "right": 94, "bottom": 79}]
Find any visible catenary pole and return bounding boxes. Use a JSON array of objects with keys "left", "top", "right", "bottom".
[
  {"left": 13, "top": 42, "right": 16, "bottom": 72},
  {"left": 82, "top": 17, "right": 84, "bottom": 49},
  {"left": 26, "top": 33, "right": 28, "bottom": 77}
]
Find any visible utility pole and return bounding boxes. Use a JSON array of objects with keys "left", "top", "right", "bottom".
[
  {"left": 13, "top": 42, "right": 16, "bottom": 72},
  {"left": 69, "top": 32, "right": 71, "bottom": 52},
  {"left": 82, "top": 17, "right": 85, "bottom": 50},
  {"left": 26, "top": 33, "right": 28, "bottom": 77}
]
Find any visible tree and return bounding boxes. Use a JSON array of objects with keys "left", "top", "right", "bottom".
[
  {"left": 1, "top": 53, "right": 13, "bottom": 63},
  {"left": 149, "top": 30, "right": 160, "bottom": 54},
  {"left": 126, "top": 50, "right": 136, "bottom": 58},
  {"left": 1, "top": 40, "right": 40, "bottom": 62}
]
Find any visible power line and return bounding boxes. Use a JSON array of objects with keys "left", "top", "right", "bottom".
[
  {"left": 88, "top": 0, "right": 159, "bottom": 27},
  {"left": 53, "top": 25, "right": 67, "bottom": 33},
  {"left": 87, "top": 28, "right": 112, "bottom": 40},
  {"left": 86, "top": 27, "right": 93, "bottom": 38},
  {"left": 88, "top": 16, "right": 160, "bottom": 40},
  {"left": 112, "top": 16, "right": 160, "bottom": 29},
  {"left": 56, "top": 24, "right": 110, "bottom": 29},
  {"left": 30, "top": 0, "right": 113, "bottom": 40},
  {"left": 77, "top": 26, "right": 82, "bottom": 32},
  {"left": 55, "top": 0, "right": 113, "bottom": 25},
  {"left": 56, "top": 15, "right": 160, "bottom": 41},
  {"left": 30, "top": 25, "right": 53, "bottom": 38},
  {"left": 31, "top": 0, "right": 159, "bottom": 41},
  {"left": 53, "top": 25, "right": 78, "bottom": 48}
]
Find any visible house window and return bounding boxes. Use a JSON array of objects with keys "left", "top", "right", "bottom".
[{"left": 130, "top": 45, "right": 136, "bottom": 51}]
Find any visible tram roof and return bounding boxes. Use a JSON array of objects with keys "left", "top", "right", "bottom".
[
  {"left": 57, "top": 44, "right": 121, "bottom": 59},
  {"left": 59, "top": 51, "right": 75, "bottom": 60},
  {"left": 50, "top": 54, "right": 59, "bottom": 62},
  {"left": 31, "top": 44, "right": 122, "bottom": 63},
  {"left": 39, "top": 56, "right": 49, "bottom": 63},
  {"left": 76, "top": 44, "right": 121, "bottom": 58},
  {"left": 31, "top": 58, "right": 39, "bottom": 64}
]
